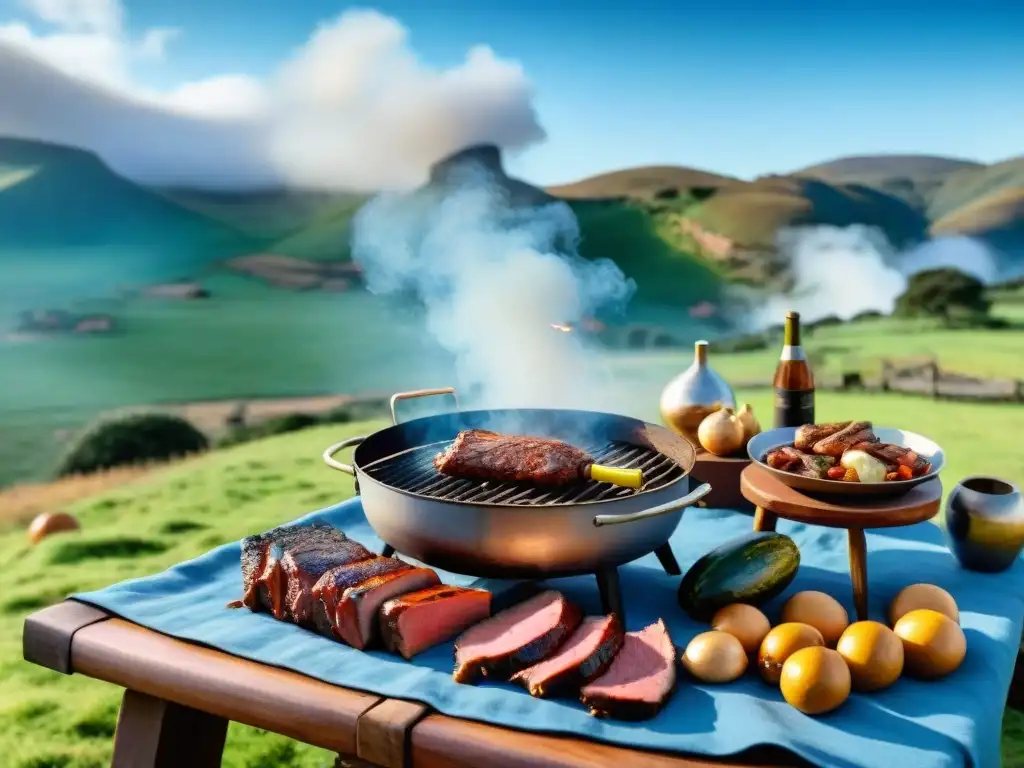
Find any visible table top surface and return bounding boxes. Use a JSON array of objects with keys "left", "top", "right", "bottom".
[
  {"left": 740, "top": 464, "right": 942, "bottom": 528},
  {"left": 23, "top": 600, "right": 808, "bottom": 768}
]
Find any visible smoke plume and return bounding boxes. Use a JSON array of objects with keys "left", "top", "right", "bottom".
[
  {"left": 755, "top": 225, "right": 1003, "bottom": 325},
  {"left": 350, "top": 160, "right": 635, "bottom": 411},
  {"left": 0, "top": 9, "right": 545, "bottom": 190}
]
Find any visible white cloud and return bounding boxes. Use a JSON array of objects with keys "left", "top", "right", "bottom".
[
  {"left": 0, "top": 3, "right": 545, "bottom": 190},
  {"left": 22, "top": 0, "right": 122, "bottom": 34},
  {"left": 136, "top": 27, "right": 180, "bottom": 60}
]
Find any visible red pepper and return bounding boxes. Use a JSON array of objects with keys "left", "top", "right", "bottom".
[
  {"left": 896, "top": 464, "right": 914, "bottom": 480},
  {"left": 827, "top": 466, "right": 847, "bottom": 480}
]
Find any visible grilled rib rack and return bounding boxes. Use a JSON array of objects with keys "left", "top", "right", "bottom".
[{"left": 363, "top": 440, "right": 685, "bottom": 505}]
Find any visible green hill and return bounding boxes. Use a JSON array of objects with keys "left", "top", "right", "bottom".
[
  {"left": 0, "top": 139, "right": 255, "bottom": 309},
  {"left": 0, "top": 139, "right": 246, "bottom": 250},
  {"left": 926, "top": 157, "right": 1024, "bottom": 221},
  {"left": 684, "top": 175, "right": 928, "bottom": 249},
  {"left": 6, "top": 138, "right": 1024, "bottom": 313},
  {"left": 545, "top": 165, "right": 738, "bottom": 199}
]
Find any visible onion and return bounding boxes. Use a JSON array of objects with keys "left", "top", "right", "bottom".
[
  {"left": 736, "top": 403, "right": 761, "bottom": 442},
  {"left": 697, "top": 408, "right": 746, "bottom": 457}
]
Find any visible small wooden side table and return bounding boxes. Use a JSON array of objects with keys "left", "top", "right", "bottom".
[{"left": 739, "top": 464, "right": 942, "bottom": 621}]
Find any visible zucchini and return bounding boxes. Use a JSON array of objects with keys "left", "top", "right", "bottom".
[{"left": 677, "top": 531, "right": 800, "bottom": 620}]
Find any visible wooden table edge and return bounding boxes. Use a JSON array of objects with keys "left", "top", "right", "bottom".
[
  {"left": 22, "top": 598, "right": 111, "bottom": 673},
  {"left": 21, "top": 601, "right": 810, "bottom": 767}
]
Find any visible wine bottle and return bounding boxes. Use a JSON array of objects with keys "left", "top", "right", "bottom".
[{"left": 772, "top": 311, "right": 815, "bottom": 428}]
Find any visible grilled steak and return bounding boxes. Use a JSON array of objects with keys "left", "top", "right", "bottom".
[
  {"left": 379, "top": 585, "right": 492, "bottom": 660},
  {"left": 312, "top": 557, "right": 440, "bottom": 649},
  {"left": 453, "top": 590, "right": 582, "bottom": 683},
  {"left": 240, "top": 524, "right": 352, "bottom": 616},
  {"left": 794, "top": 422, "right": 851, "bottom": 451},
  {"left": 434, "top": 429, "right": 592, "bottom": 486},
  {"left": 580, "top": 619, "right": 677, "bottom": 721},
  {"left": 811, "top": 421, "right": 877, "bottom": 457},
  {"left": 511, "top": 614, "right": 624, "bottom": 698}
]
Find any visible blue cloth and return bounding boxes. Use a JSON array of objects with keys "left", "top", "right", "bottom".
[{"left": 73, "top": 500, "right": 1024, "bottom": 768}]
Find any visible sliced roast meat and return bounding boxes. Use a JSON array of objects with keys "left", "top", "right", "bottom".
[
  {"left": 240, "top": 524, "right": 351, "bottom": 615},
  {"left": 313, "top": 556, "right": 440, "bottom": 649},
  {"left": 453, "top": 589, "right": 582, "bottom": 683},
  {"left": 511, "top": 614, "right": 624, "bottom": 698},
  {"left": 379, "top": 585, "right": 492, "bottom": 660},
  {"left": 277, "top": 538, "right": 375, "bottom": 624},
  {"left": 580, "top": 619, "right": 677, "bottom": 721}
]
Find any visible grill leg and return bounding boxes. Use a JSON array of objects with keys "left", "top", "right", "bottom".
[
  {"left": 596, "top": 567, "right": 625, "bottom": 627},
  {"left": 654, "top": 543, "right": 681, "bottom": 576},
  {"left": 380, "top": 544, "right": 395, "bottom": 557}
]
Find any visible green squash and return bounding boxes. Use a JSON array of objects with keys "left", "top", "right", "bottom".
[{"left": 678, "top": 531, "right": 800, "bottom": 621}]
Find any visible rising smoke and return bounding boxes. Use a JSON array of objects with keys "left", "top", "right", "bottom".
[
  {"left": 350, "top": 161, "right": 636, "bottom": 412},
  {"left": 0, "top": 9, "right": 546, "bottom": 190},
  {"left": 754, "top": 225, "right": 1003, "bottom": 325}
]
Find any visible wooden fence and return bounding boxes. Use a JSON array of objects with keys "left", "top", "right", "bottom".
[{"left": 737, "top": 358, "right": 1024, "bottom": 404}]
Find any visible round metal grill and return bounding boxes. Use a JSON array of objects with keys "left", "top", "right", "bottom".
[{"left": 362, "top": 439, "right": 685, "bottom": 506}]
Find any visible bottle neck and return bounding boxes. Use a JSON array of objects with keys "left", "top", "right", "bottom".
[
  {"left": 783, "top": 316, "right": 801, "bottom": 347},
  {"left": 693, "top": 341, "right": 708, "bottom": 366}
]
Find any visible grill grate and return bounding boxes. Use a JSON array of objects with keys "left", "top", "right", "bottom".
[{"left": 363, "top": 440, "right": 684, "bottom": 506}]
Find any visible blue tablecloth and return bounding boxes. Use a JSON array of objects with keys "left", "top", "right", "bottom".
[{"left": 73, "top": 500, "right": 1024, "bottom": 768}]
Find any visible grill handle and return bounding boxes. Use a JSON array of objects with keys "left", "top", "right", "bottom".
[
  {"left": 592, "top": 483, "right": 712, "bottom": 528},
  {"left": 323, "top": 436, "right": 368, "bottom": 476},
  {"left": 390, "top": 387, "right": 459, "bottom": 425}
]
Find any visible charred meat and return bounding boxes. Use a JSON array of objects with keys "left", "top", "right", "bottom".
[
  {"left": 511, "top": 614, "right": 624, "bottom": 698},
  {"left": 765, "top": 445, "right": 836, "bottom": 478},
  {"left": 453, "top": 589, "right": 582, "bottom": 683},
  {"left": 277, "top": 539, "right": 375, "bottom": 625},
  {"left": 810, "top": 421, "right": 877, "bottom": 457},
  {"left": 240, "top": 524, "right": 357, "bottom": 617},
  {"left": 580, "top": 619, "right": 677, "bottom": 721},
  {"left": 312, "top": 557, "right": 440, "bottom": 649},
  {"left": 379, "top": 585, "right": 492, "bottom": 660},
  {"left": 765, "top": 422, "right": 933, "bottom": 483},
  {"left": 434, "top": 429, "right": 593, "bottom": 486},
  {"left": 793, "top": 422, "right": 850, "bottom": 451}
]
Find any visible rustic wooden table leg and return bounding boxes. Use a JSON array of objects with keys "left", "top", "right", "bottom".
[
  {"left": 111, "top": 689, "right": 227, "bottom": 768},
  {"left": 752, "top": 506, "right": 777, "bottom": 532},
  {"left": 847, "top": 528, "right": 869, "bottom": 621}
]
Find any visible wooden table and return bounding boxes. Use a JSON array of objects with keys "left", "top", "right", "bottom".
[
  {"left": 740, "top": 464, "right": 942, "bottom": 621},
  {"left": 23, "top": 600, "right": 812, "bottom": 768}
]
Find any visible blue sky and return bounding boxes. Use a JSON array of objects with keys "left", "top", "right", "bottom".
[{"left": 9, "top": 0, "right": 1024, "bottom": 184}]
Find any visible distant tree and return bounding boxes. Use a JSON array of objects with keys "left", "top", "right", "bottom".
[{"left": 894, "top": 268, "right": 991, "bottom": 320}]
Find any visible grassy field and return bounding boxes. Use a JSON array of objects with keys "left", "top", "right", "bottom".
[{"left": 2, "top": 393, "right": 1024, "bottom": 767}]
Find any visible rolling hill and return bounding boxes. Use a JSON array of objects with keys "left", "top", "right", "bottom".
[
  {"left": 0, "top": 138, "right": 256, "bottom": 310},
  {"left": 545, "top": 165, "right": 739, "bottom": 199},
  {"left": 4, "top": 134, "right": 1024, "bottom": 313}
]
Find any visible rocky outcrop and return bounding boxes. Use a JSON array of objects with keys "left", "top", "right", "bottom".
[
  {"left": 226, "top": 254, "right": 364, "bottom": 291},
  {"left": 142, "top": 282, "right": 210, "bottom": 299},
  {"left": 427, "top": 144, "right": 555, "bottom": 208}
]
